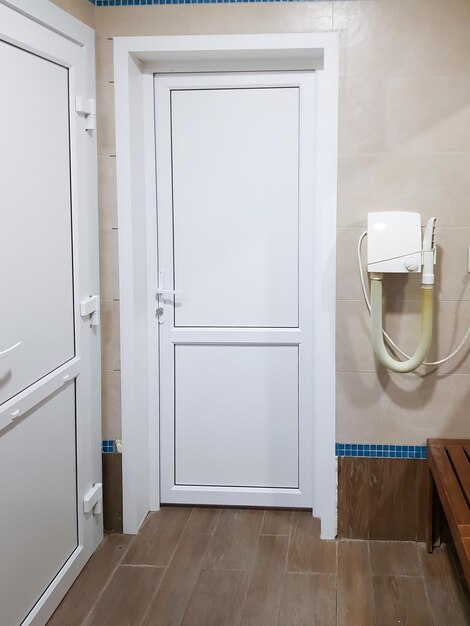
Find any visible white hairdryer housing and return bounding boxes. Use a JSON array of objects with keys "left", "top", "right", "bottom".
[{"left": 366, "top": 211, "right": 437, "bottom": 372}]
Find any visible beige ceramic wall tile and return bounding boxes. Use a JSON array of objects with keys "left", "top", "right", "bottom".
[
  {"left": 101, "top": 300, "right": 121, "bottom": 371},
  {"left": 337, "top": 152, "right": 470, "bottom": 229},
  {"left": 384, "top": 77, "right": 470, "bottom": 153},
  {"left": 95, "top": 4, "right": 333, "bottom": 37},
  {"left": 336, "top": 299, "right": 379, "bottom": 373},
  {"left": 50, "top": 0, "right": 95, "bottom": 28},
  {"left": 398, "top": 0, "right": 470, "bottom": 77},
  {"left": 336, "top": 371, "right": 470, "bottom": 444},
  {"left": 434, "top": 228, "right": 470, "bottom": 302},
  {"left": 96, "top": 37, "right": 114, "bottom": 83},
  {"left": 333, "top": 1, "right": 410, "bottom": 79},
  {"left": 339, "top": 76, "right": 385, "bottom": 153},
  {"left": 97, "top": 82, "right": 116, "bottom": 157},
  {"left": 336, "top": 299, "right": 470, "bottom": 375},
  {"left": 336, "top": 370, "right": 424, "bottom": 443},
  {"left": 333, "top": 0, "right": 470, "bottom": 78},
  {"left": 102, "top": 370, "right": 122, "bottom": 440},
  {"left": 98, "top": 157, "right": 118, "bottom": 230},
  {"left": 417, "top": 373, "right": 470, "bottom": 438},
  {"left": 336, "top": 228, "right": 369, "bottom": 301},
  {"left": 93, "top": 0, "right": 470, "bottom": 443},
  {"left": 425, "top": 300, "right": 470, "bottom": 375},
  {"left": 100, "top": 229, "right": 119, "bottom": 300}
]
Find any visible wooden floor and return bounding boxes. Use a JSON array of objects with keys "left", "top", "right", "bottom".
[{"left": 48, "top": 507, "right": 470, "bottom": 626}]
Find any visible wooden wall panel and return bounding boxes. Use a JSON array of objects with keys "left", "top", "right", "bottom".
[
  {"left": 102, "top": 453, "right": 123, "bottom": 533},
  {"left": 338, "top": 457, "right": 427, "bottom": 541},
  {"left": 337, "top": 457, "right": 369, "bottom": 539}
]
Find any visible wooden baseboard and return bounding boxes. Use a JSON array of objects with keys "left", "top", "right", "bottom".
[
  {"left": 102, "top": 453, "right": 123, "bottom": 533},
  {"left": 337, "top": 457, "right": 427, "bottom": 541}
]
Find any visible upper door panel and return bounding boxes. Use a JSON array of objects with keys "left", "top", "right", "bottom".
[
  {"left": 170, "top": 87, "right": 300, "bottom": 328},
  {"left": 0, "top": 41, "right": 74, "bottom": 405}
]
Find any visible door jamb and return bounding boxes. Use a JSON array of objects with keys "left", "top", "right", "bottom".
[{"left": 114, "top": 33, "right": 339, "bottom": 539}]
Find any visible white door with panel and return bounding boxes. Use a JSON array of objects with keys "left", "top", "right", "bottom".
[
  {"left": 0, "top": 3, "right": 101, "bottom": 625},
  {"left": 156, "top": 72, "right": 316, "bottom": 507}
]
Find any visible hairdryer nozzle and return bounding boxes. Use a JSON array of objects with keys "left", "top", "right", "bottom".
[{"left": 423, "top": 217, "right": 437, "bottom": 252}]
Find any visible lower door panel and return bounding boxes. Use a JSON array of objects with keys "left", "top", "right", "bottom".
[{"left": 0, "top": 384, "right": 77, "bottom": 626}]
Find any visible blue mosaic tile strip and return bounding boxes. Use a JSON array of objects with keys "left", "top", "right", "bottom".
[
  {"left": 91, "top": 0, "right": 331, "bottom": 5},
  {"left": 102, "top": 439, "right": 426, "bottom": 458},
  {"left": 336, "top": 443, "right": 427, "bottom": 459},
  {"left": 102, "top": 439, "right": 116, "bottom": 453}
]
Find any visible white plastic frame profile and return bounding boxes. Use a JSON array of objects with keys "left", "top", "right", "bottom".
[{"left": 113, "top": 33, "right": 339, "bottom": 539}]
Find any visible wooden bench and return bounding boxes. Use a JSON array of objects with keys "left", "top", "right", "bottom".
[{"left": 427, "top": 439, "right": 470, "bottom": 587}]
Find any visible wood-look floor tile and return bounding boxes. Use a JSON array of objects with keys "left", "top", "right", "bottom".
[
  {"left": 141, "top": 532, "right": 211, "bottom": 626},
  {"left": 277, "top": 573, "right": 336, "bottom": 626},
  {"left": 241, "top": 535, "right": 288, "bottom": 626},
  {"left": 373, "top": 575, "right": 432, "bottom": 626},
  {"left": 203, "top": 509, "right": 264, "bottom": 571},
  {"left": 370, "top": 540, "right": 421, "bottom": 576},
  {"left": 123, "top": 507, "right": 192, "bottom": 566},
  {"left": 260, "top": 510, "right": 293, "bottom": 536},
  {"left": 84, "top": 565, "right": 165, "bottom": 626},
  {"left": 184, "top": 507, "right": 221, "bottom": 535},
  {"left": 181, "top": 570, "right": 250, "bottom": 626},
  {"left": 48, "top": 534, "right": 133, "bottom": 625},
  {"left": 337, "top": 541, "right": 375, "bottom": 626},
  {"left": 287, "top": 512, "right": 336, "bottom": 574},
  {"left": 419, "top": 544, "right": 470, "bottom": 626}
]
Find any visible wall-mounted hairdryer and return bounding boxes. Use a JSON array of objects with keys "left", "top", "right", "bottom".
[{"left": 358, "top": 212, "right": 469, "bottom": 372}]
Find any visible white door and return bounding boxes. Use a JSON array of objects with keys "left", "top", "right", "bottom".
[
  {"left": 156, "top": 72, "right": 316, "bottom": 508},
  {"left": 0, "top": 3, "right": 101, "bottom": 625}
]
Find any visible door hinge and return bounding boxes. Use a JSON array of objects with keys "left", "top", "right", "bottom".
[
  {"left": 80, "top": 295, "right": 100, "bottom": 327},
  {"left": 83, "top": 483, "right": 103, "bottom": 516},
  {"left": 75, "top": 97, "right": 96, "bottom": 131}
]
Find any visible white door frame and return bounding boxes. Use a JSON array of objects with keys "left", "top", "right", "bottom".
[
  {"left": 114, "top": 32, "right": 338, "bottom": 539},
  {"left": 0, "top": 1, "right": 101, "bottom": 623}
]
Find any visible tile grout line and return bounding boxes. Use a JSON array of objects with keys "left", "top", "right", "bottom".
[
  {"left": 136, "top": 564, "right": 169, "bottom": 626},
  {"left": 274, "top": 518, "right": 292, "bottom": 626},
  {"left": 238, "top": 512, "right": 265, "bottom": 624},
  {"left": 260, "top": 509, "right": 266, "bottom": 533},
  {"left": 162, "top": 506, "right": 194, "bottom": 567},
  {"left": 366, "top": 540, "right": 378, "bottom": 626},
  {"left": 210, "top": 508, "right": 223, "bottom": 536},
  {"left": 209, "top": 506, "right": 224, "bottom": 537},
  {"left": 417, "top": 543, "right": 437, "bottom": 626},
  {"left": 119, "top": 563, "right": 167, "bottom": 569},
  {"left": 335, "top": 536, "right": 339, "bottom": 626},
  {"left": 178, "top": 510, "right": 235, "bottom": 626},
  {"left": 199, "top": 566, "right": 261, "bottom": 573},
  {"left": 136, "top": 507, "right": 195, "bottom": 626},
  {"left": 285, "top": 511, "right": 294, "bottom": 575},
  {"left": 239, "top": 557, "right": 256, "bottom": 622},
  {"left": 80, "top": 535, "right": 137, "bottom": 624}
]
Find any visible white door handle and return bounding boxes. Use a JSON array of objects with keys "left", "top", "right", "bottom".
[{"left": 0, "top": 341, "right": 21, "bottom": 359}]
